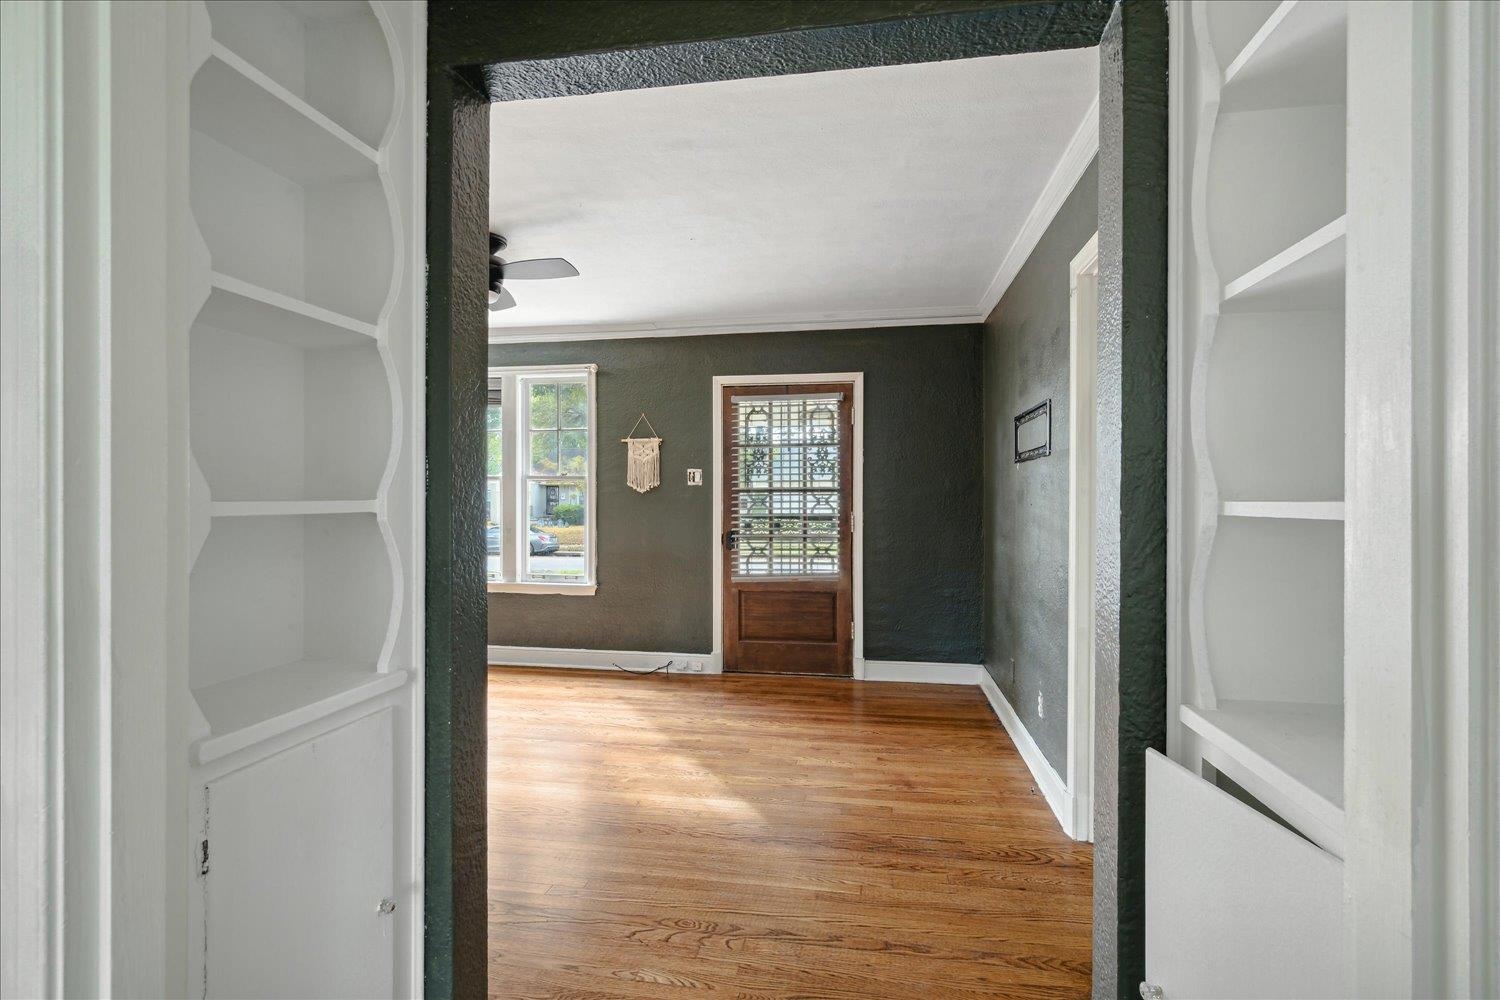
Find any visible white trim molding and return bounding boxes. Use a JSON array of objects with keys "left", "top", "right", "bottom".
[
  {"left": 488, "top": 645, "right": 722, "bottom": 675},
  {"left": 977, "top": 96, "right": 1099, "bottom": 320},
  {"left": 860, "top": 661, "right": 981, "bottom": 685},
  {"left": 1066, "top": 231, "right": 1100, "bottom": 843},
  {"left": 710, "top": 372, "right": 865, "bottom": 674},
  {"left": 977, "top": 670, "right": 1076, "bottom": 838}
]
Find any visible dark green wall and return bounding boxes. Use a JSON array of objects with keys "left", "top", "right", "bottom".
[
  {"left": 488, "top": 325, "right": 984, "bottom": 664},
  {"left": 983, "top": 159, "right": 1099, "bottom": 775}
]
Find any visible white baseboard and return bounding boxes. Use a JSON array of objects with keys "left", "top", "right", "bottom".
[
  {"left": 487, "top": 645, "right": 721, "bottom": 675},
  {"left": 860, "top": 660, "right": 983, "bottom": 685},
  {"left": 977, "top": 668, "right": 1075, "bottom": 837}
]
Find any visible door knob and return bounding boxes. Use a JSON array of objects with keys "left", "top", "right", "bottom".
[{"left": 1139, "top": 983, "right": 1164, "bottom": 1000}]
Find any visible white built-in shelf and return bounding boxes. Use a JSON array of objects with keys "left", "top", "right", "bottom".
[
  {"left": 1220, "top": 501, "right": 1345, "bottom": 521},
  {"left": 199, "top": 272, "right": 378, "bottom": 348},
  {"left": 210, "top": 500, "right": 378, "bottom": 517},
  {"left": 192, "top": 661, "right": 408, "bottom": 765},
  {"left": 191, "top": 43, "right": 379, "bottom": 186},
  {"left": 1221, "top": 0, "right": 1348, "bottom": 113},
  {"left": 1223, "top": 215, "right": 1345, "bottom": 311},
  {"left": 1180, "top": 701, "right": 1343, "bottom": 856}
]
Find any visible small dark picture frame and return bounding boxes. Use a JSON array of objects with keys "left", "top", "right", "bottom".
[{"left": 1014, "top": 399, "right": 1052, "bottom": 463}]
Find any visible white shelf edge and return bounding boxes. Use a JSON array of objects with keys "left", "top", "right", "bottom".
[
  {"left": 1220, "top": 500, "right": 1345, "bottom": 521},
  {"left": 1180, "top": 702, "right": 1344, "bottom": 856},
  {"left": 211, "top": 500, "right": 378, "bottom": 517},
  {"left": 209, "top": 272, "right": 379, "bottom": 341},
  {"left": 1220, "top": 0, "right": 1348, "bottom": 111},
  {"left": 192, "top": 667, "right": 408, "bottom": 766},
  {"left": 207, "top": 41, "right": 378, "bottom": 166},
  {"left": 1222, "top": 0, "right": 1300, "bottom": 86},
  {"left": 1223, "top": 215, "right": 1347, "bottom": 304}
]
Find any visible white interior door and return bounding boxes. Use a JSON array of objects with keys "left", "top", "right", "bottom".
[{"left": 1143, "top": 751, "right": 1343, "bottom": 999}]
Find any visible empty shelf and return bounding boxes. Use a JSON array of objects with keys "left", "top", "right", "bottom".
[
  {"left": 199, "top": 273, "right": 378, "bottom": 348},
  {"left": 211, "top": 500, "right": 378, "bottom": 517},
  {"left": 1221, "top": 501, "right": 1345, "bottom": 521},
  {"left": 191, "top": 43, "right": 379, "bottom": 186},
  {"left": 192, "top": 660, "right": 408, "bottom": 764},
  {"left": 1223, "top": 216, "right": 1345, "bottom": 312},
  {"left": 1222, "top": 0, "right": 1348, "bottom": 113},
  {"left": 1181, "top": 700, "right": 1343, "bottom": 856}
]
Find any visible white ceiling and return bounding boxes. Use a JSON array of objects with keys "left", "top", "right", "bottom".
[{"left": 487, "top": 48, "right": 1098, "bottom": 340}]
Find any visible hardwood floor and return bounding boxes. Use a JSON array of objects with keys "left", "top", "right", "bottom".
[{"left": 488, "top": 667, "right": 1092, "bottom": 999}]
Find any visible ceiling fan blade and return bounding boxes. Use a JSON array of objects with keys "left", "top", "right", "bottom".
[
  {"left": 501, "top": 257, "right": 579, "bottom": 280},
  {"left": 488, "top": 286, "right": 517, "bottom": 312}
]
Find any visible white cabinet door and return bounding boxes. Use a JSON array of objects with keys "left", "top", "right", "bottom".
[
  {"left": 1144, "top": 750, "right": 1343, "bottom": 999},
  {"left": 203, "top": 711, "right": 395, "bottom": 999}
]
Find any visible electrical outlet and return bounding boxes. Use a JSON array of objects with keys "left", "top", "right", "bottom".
[
  {"left": 680, "top": 659, "right": 704, "bottom": 673},
  {"left": 685, "top": 468, "right": 703, "bottom": 486},
  {"left": 1037, "top": 691, "right": 1044, "bottom": 719}
]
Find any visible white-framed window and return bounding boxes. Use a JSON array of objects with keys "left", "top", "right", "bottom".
[{"left": 486, "top": 364, "right": 597, "bottom": 595}]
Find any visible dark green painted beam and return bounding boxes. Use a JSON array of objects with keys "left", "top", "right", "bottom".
[
  {"left": 430, "top": 0, "right": 1049, "bottom": 67},
  {"left": 1093, "top": 3, "right": 1169, "bottom": 998},
  {"left": 422, "top": 67, "right": 491, "bottom": 1000}
]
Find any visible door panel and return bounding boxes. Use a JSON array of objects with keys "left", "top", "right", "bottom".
[
  {"left": 1144, "top": 750, "right": 1343, "bottom": 999},
  {"left": 739, "top": 591, "right": 837, "bottom": 641},
  {"left": 723, "top": 384, "right": 853, "bottom": 676},
  {"left": 204, "top": 711, "right": 396, "bottom": 999}
]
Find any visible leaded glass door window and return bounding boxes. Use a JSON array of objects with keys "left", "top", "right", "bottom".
[{"left": 730, "top": 393, "right": 844, "bottom": 577}]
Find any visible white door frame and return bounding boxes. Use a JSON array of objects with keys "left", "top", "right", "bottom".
[
  {"left": 710, "top": 372, "right": 865, "bottom": 675},
  {"left": 1067, "top": 233, "right": 1100, "bottom": 841}
]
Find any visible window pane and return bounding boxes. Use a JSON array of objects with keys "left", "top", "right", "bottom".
[
  {"left": 528, "top": 430, "right": 559, "bottom": 475},
  {"left": 559, "top": 430, "right": 588, "bottom": 476},
  {"left": 730, "top": 394, "right": 843, "bottom": 577},
  {"left": 558, "top": 382, "right": 587, "bottom": 428},
  {"left": 527, "top": 480, "right": 587, "bottom": 581},
  {"left": 529, "top": 382, "right": 558, "bottom": 429},
  {"left": 486, "top": 402, "right": 504, "bottom": 583},
  {"left": 486, "top": 404, "right": 503, "bottom": 477}
]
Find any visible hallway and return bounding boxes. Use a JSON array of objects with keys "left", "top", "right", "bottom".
[{"left": 487, "top": 668, "right": 1092, "bottom": 999}]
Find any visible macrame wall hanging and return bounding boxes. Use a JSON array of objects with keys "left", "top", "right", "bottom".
[{"left": 621, "top": 413, "right": 662, "bottom": 494}]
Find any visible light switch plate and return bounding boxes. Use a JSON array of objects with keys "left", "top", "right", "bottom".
[{"left": 686, "top": 468, "right": 703, "bottom": 486}]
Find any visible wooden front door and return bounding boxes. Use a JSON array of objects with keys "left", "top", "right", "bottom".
[{"left": 722, "top": 383, "right": 853, "bottom": 675}]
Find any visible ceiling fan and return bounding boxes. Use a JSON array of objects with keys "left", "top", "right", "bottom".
[{"left": 489, "top": 233, "right": 579, "bottom": 312}]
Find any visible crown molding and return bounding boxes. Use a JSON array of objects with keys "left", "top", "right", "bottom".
[
  {"left": 488, "top": 310, "right": 981, "bottom": 344},
  {"left": 974, "top": 96, "right": 1100, "bottom": 321}
]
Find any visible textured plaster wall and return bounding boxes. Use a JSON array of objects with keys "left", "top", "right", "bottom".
[
  {"left": 487, "top": 325, "right": 984, "bottom": 664},
  {"left": 422, "top": 69, "right": 491, "bottom": 998},
  {"left": 983, "top": 159, "right": 1099, "bottom": 775},
  {"left": 1093, "top": 5, "right": 1170, "bottom": 998}
]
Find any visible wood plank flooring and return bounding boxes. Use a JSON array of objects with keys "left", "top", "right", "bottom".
[{"left": 488, "top": 667, "right": 1092, "bottom": 999}]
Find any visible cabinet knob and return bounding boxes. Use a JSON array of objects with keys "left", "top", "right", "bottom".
[
  {"left": 1139, "top": 983, "right": 1164, "bottom": 1000},
  {"left": 378, "top": 897, "right": 396, "bottom": 915}
]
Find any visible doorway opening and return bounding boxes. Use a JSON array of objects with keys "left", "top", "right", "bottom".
[{"left": 425, "top": 5, "right": 1168, "bottom": 997}]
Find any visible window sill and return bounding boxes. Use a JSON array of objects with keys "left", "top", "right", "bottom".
[{"left": 487, "top": 581, "right": 597, "bottom": 597}]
